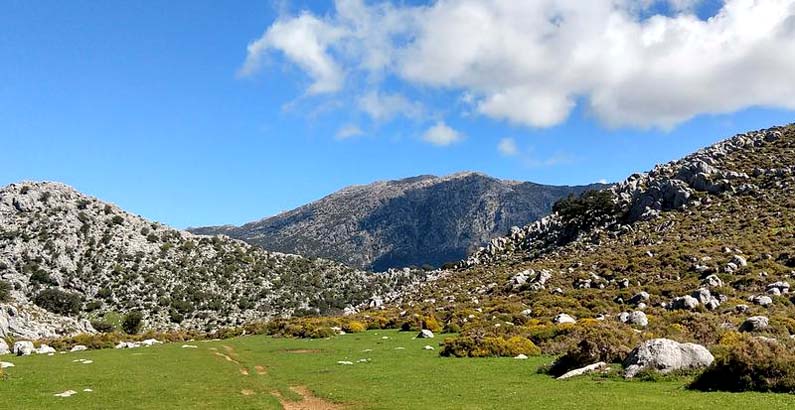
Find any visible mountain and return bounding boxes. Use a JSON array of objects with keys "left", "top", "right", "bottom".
[
  {"left": 384, "top": 124, "right": 795, "bottom": 351},
  {"left": 190, "top": 172, "right": 605, "bottom": 271},
  {"left": 0, "top": 182, "right": 412, "bottom": 339}
]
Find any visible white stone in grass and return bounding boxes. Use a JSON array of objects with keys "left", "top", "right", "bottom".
[
  {"left": 557, "top": 362, "right": 607, "bottom": 380},
  {"left": 83, "top": 389, "right": 93, "bottom": 392},
  {"left": 37, "top": 344, "right": 56, "bottom": 354},
  {"left": 0, "top": 361, "right": 14, "bottom": 369},
  {"left": 514, "top": 354, "right": 528, "bottom": 360},
  {"left": 553, "top": 313, "right": 576, "bottom": 324},
  {"left": 70, "top": 345, "right": 87, "bottom": 352},
  {"left": 181, "top": 345, "right": 198, "bottom": 349},
  {"left": 417, "top": 329, "right": 435, "bottom": 339},
  {"left": 140, "top": 339, "right": 161, "bottom": 347},
  {"left": 395, "top": 347, "right": 405, "bottom": 350},
  {"left": 81, "top": 360, "right": 93, "bottom": 364},
  {"left": 423, "top": 345, "right": 435, "bottom": 351},
  {"left": 13, "top": 341, "right": 35, "bottom": 356},
  {"left": 337, "top": 361, "right": 354, "bottom": 365},
  {"left": 381, "top": 336, "right": 389, "bottom": 340},
  {"left": 54, "top": 390, "right": 77, "bottom": 398}
]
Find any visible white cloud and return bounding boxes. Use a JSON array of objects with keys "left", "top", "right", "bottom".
[
  {"left": 422, "top": 121, "right": 463, "bottom": 146},
  {"left": 335, "top": 124, "right": 364, "bottom": 140},
  {"left": 240, "top": 13, "right": 345, "bottom": 94},
  {"left": 497, "top": 138, "right": 519, "bottom": 156},
  {"left": 357, "top": 91, "right": 424, "bottom": 122},
  {"left": 245, "top": 0, "right": 795, "bottom": 129}
]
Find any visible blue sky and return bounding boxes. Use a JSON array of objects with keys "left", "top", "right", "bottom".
[{"left": 2, "top": 0, "right": 794, "bottom": 228}]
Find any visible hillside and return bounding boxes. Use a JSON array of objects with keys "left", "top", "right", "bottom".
[
  {"left": 374, "top": 124, "right": 795, "bottom": 354},
  {"left": 0, "top": 182, "right": 413, "bottom": 339},
  {"left": 190, "top": 173, "right": 603, "bottom": 271}
]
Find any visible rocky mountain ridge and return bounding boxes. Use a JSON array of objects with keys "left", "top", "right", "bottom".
[
  {"left": 0, "top": 182, "right": 416, "bottom": 339},
  {"left": 191, "top": 172, "right": 604, "bottom": 271}
]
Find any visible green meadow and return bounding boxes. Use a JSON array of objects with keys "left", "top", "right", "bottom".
[{"left": 2, "top": 330, "right": 793, "bottom": 409}]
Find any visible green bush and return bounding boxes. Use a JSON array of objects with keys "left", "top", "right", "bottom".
[
  {"left": 690, "top": 335, "right": 795, "bottom": 393},
  {"left": 34, "top": 288, "right": 82, "bottom": 315},
  {"left": 90, "top": 320, "right": 115, "bottom": 333},
  {"left": 122, "top": 311, "right": 145, "bottom": 335},
  {"left": 0, "top": 280, "right": 11, "bottom": 302}
]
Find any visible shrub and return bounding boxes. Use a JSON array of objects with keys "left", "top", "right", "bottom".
[
  {"left": 441, "top": 335, "right": 541, "bottom": 358},
  {"left": 29, "top": 269, "right": 56, "bottom": 285},
  {"left": 343, "top": 321, "right": 367, "bottom": 333},
  {"left": 0, "top": 280, "right": 11, "bottom": 302},
  {"left": 34, "top": 288, "right": 82, "bottom": 315},
  {"left": 690, "top": 335, "right": 795, "bottom": 393},
  {"left": 90, "top": 320, "right": 115, "bottom": 333},
  {"left": 122, "top": 311, "right": 144, "bottom": 335},
  {"left": 546, "top": 324, "right": 641, "bottom": 377},
  {"left": 423, "top": 315, "right": 443, "bottom": 333}
]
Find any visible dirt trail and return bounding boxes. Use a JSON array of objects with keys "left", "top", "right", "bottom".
[{"left": 272, "top": 386, "right": 343, "bottom": 410}]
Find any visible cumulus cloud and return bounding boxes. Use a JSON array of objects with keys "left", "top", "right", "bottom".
[
  {"left": 244, "top": 0, "right": 795, "bottom": 129},
  {"left": 497, "top": 138, "right": 519, "bottom": 156},
  {"left": 422, "top": 121, "right": 463, "bottom": 146},
  {"left": 357, "top": 91, "right": 424, "bottom": 122},
  {"left": 335, "top": 124, "right": 364, "bottom": 140}
]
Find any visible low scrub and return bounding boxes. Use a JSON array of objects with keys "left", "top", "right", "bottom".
[
  {"left": 440, "top": 335, "right": 541, "bottom": 358},
  {"left": 545, "top": 323, "right": 641, "bottom": 377},
  {"left": 690, "top": 334, "right": 795, "bottom": 393}
]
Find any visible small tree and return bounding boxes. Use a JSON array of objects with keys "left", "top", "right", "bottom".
[
  {"left": 34, "top": 288, "right": 82, "bottom": 315},
  {"left": 122, "top": 311, "right": 144, "bottom": 334},
  {"left": 0, "top": 280, "right": 11, "bottom": 302}
]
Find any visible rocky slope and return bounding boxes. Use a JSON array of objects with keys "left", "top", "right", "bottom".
[
  {"left": 0, "top": 182, "right": 414, "bottom": 339},
  {"left": 379, "top": 124, "right": 795, "bottom": 349},
  {"left": 190, "top": 173, "right": 603, "bottom": 271}
]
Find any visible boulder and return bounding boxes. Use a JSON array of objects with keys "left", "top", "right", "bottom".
[
  {"left": 739, "top": 316, "right": 769, "bottom": 332},
  {"left": 731, "top": 255, "right": 748, "bottom": 268},
  {"left": 750, "top": 295, "right": 773, "bottom": 307},
  {"left": 557, "top": 362, "right": 608, "bottom": 380},
  {"left": 13, "top": 341, "right": 35, "bottom": 356},
  {"left": 701, "top": 274, "right": 723, "bottom": 288},
  {"left": 0, "top": 361, "right": 14, "bottom": 369},
  {"left": 618, "top": 311, "right": 648, "bottom": 327},
  {"left": 417, "top": 329, "right": 434, "bottom": 339},
  {"left": 70, "top": 345, "right": 87, "bottom": 352},
  {"left": 623, "top": 339, "right": 714, "bottom": 378},
  {"left": 0, "top": 339, "right": 9, "bottom": 355},
  {"left": 670, "top": 295, "right": 699, "bottom": 310},
  {"left": 553, "top": 313, "right": 576, "bottom": 324},
  {"left": 629, "top": 292, "right": 650, "bottom": 305},
  {"left": 37, "top": 344, "right": 56, "bottom": 354}
]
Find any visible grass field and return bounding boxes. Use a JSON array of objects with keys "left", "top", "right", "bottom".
[{"left": 1, "top": 330, "right": 794, "bottom": 409}]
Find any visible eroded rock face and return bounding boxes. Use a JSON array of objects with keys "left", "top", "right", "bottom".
[
  {"left": 0, "top": 304, "right": 95, "bottom": 340},
  {"left": 623, "top": 339, "right": 714, "bottom": 378}
]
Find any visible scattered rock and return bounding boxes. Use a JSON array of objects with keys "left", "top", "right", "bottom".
[
  {"left": 0, "top": 339, "right": 9, "bottom": 355},
  {"left": 739, "top": 316, "right": 769, "bottom": 332},
  {"left": 13, "top": 341, "right": 35, "bottom": 356},
  {"left": 54, "top": 390, "right": 77, "bottom": 398},
  {"left": 337, "top": 361, "right": 353, "bottom": 365},
  {"left": 0, "top": 361, "right": 14, "bottom": 369},
  {"left": 514, "top": 354, "right": 528, "bottom": 360},
  {"left": 181, "top": 345, "right": 198, "bottom": 349},
  {"left": 623, "top": 338, "right": 714, "bottom": 378},
  {"left": 670, "top": 295, "right": 699, "bottom": 310},
  {"left": 36, "top": 344, "right": 56, "bottom": 354},
  {"left": 417, "top": 329, "right": 435, "bottom": 339},
  {"left": 423, "top": 345, "right": 435, "bottom": 351},
  {"left": 553, "top": 313, "right": 576, "bottom": 324},
  {"left": 70, "top": 345, "right": 87, "bottom": 352},
  {"left": 557, "top": 362, "right": 608, "bottom": 380},
  {"left": 701, "top": 274, "right": 723, "bottom": 288},
  {"left": 750, "top": 295, "right": 773, "bottom": 307}
]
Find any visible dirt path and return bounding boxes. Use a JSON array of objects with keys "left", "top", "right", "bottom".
[
  {"left": 208, "top": 344, "right": 343, "bottom": 408},
  {"left": 272, "top": 386, "right": 343, "bottom": 410}
]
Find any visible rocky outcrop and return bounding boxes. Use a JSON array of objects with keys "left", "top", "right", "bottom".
[
  {"left": 191, "top": 173, "right": 604, "bottom": 271},
  {"left": 624, "top": 339, "right": 714, "bottom": 378},
  {"left": 739, "top": 316, "right": 769, "bottom": 332},
  {"left": 0, "top": 181, "right": 407, "bottom": 337},
  {"left": 464, "top": 126, "right": 786, "bottom": 267}
]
